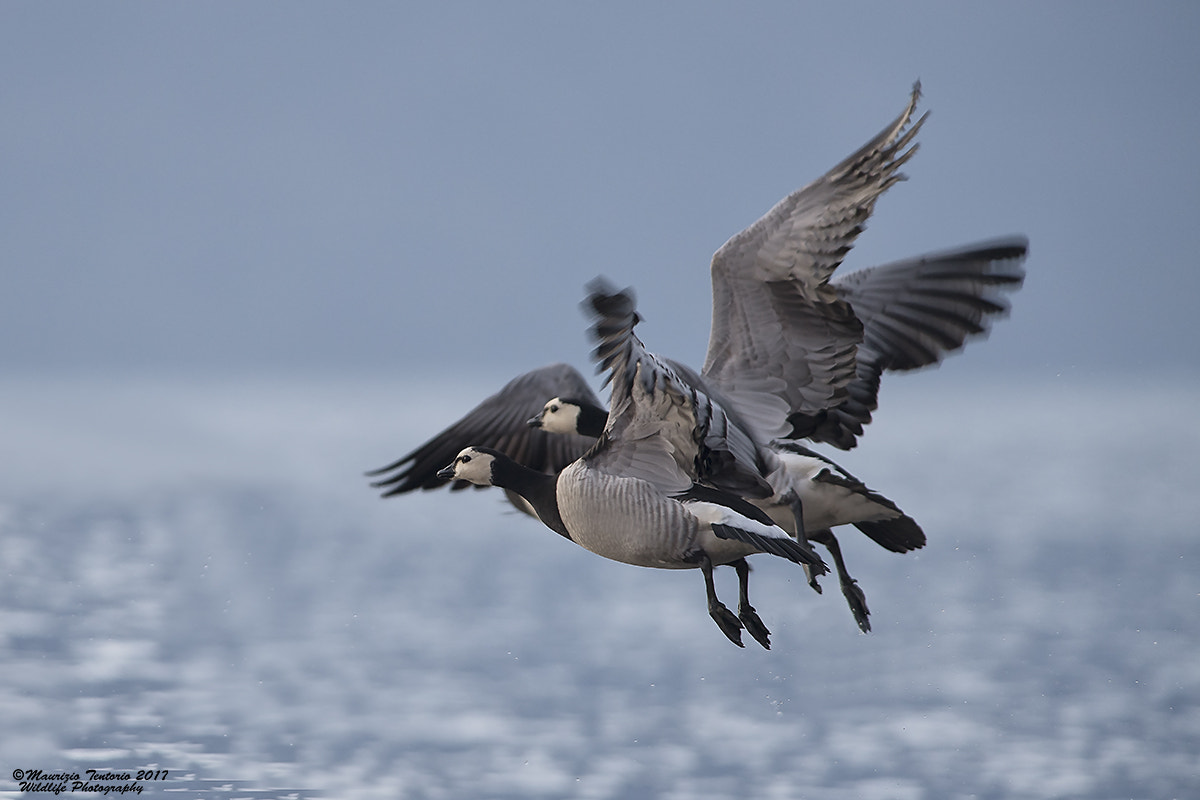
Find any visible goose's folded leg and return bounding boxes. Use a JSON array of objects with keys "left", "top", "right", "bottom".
[
  {"left": 775, "top": 486, "right": 825, "bottom": 595},
  {"left": 733, "top": 558, "right": 771, "bottom": 649},
  {"left": 809, "top": 528, "right": 871, "bottom": 632},
  {"left": 695, "top": 551, "right": 744, "bottom": 648}
]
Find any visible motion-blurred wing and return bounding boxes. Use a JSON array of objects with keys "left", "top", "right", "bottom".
[{"left": 585, "top": 280, "right": 772, "bottom": 499}]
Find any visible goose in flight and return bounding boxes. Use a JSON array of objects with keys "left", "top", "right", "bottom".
[{"left": 530, "top": 392, "right": 922, "bottom": 633}]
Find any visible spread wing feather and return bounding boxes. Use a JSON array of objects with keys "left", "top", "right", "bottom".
[{"left": 790, "top": 237, "right": 1029, "bottom": 448}]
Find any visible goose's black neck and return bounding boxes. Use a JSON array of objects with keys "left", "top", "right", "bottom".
[
  {"left": 574, "top": 400, "right": 610, "bottom": 439},
  {"left": 490, "top": 455, "right": 572, "bottom": 541}
]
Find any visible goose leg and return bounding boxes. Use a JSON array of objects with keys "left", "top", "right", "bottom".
[
  {"left": 696, "top": 552, "right": 744, "bottom": 647},
  {"left": 805, "top": 567, "right": 824, "bottom": 594},
  {"left": 809, "top": 529, "right": 871, "bottom": 633},
  {"left": 780, "top": 489, "right": 823, "bottom": 595},
  {"left": 732, "top": 558, "right": 771, "bottom": 649}
]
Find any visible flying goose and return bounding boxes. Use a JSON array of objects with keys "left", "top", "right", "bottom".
[{"left": 530, "top": 393, "right": 921, "bottom": 632}]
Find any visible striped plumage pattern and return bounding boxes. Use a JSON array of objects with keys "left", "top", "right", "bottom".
[{"left": 703, "top": 83, "right": 927, "bottom": 423}]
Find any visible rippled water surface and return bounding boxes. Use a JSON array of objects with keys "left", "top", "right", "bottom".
[{"left": 1, "top": 375, "right": 1196, "bottom": 799}]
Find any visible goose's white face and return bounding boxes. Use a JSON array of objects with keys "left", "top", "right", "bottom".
[
  {"left": 535, "top": 397, "right": 581, "bottom": 435},
  {"left": 443, "top": 447, "right": 496, "bottom": 486}
]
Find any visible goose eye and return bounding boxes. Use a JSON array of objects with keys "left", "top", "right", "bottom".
[
  {"left": 460, "top": 455, "right": 471, "bottom": 464},
  {"left": 549, "top": 404, "right": 559, "bottom": 413}
]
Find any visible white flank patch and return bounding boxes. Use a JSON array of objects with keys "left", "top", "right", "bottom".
[{"left": 685, "top": 500, "right": 790, "bottom": 540}]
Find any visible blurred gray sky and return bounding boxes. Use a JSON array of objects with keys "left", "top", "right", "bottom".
[{"left": 4, "top": 2, "right": 1198, "bottom": 383}]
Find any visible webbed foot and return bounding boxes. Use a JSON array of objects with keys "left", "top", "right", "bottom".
[
  {"left": 738, "top": 604, "right": 772, "bottom": 649},
  {"left": 710, "top": 602, "right": 745, "bottom": 647},
  {"left": 841, "top": 577, "right": 871, "bottom": 633},
  {"left": 804, "top": 565, "right": 823, "bottom": 594}
]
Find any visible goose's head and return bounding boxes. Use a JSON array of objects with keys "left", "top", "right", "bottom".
[
  {"left": 437, "top": 446, "right": 499, "bottom": 486},
  {"left": 527, "top": 396, "right": 582, "bottom": 434}
]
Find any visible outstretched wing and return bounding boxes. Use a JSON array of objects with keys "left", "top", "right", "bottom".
[
  {"left": 790, "top": 237, "right": 1029, "bottom": 448},
  {"left": 367, "top": 363, "right": 599, "bottom": 497},
  {"left": 703, "top": 84, "right": 927, "bottom": 428}
]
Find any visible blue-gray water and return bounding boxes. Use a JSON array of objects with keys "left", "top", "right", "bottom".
[{"left": 1, "top": 374, "right": 1196, "bottom": 799}]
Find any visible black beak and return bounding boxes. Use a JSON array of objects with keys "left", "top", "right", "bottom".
[
  {"left": 526, "top": 414, "right": 543, "bottom": 428},
  {"left": 436, "top": 464, "right": 455, "bottom": 480}
]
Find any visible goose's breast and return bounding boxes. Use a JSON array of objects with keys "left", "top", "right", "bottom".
[{"left": 556, "top": 462, "right": 697, "bottom": 569}]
